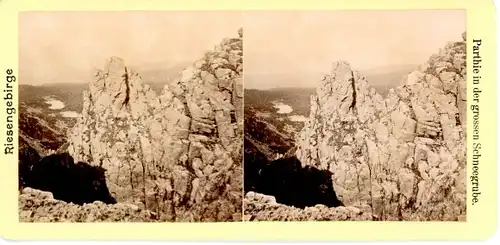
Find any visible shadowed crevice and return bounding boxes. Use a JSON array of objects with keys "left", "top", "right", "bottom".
[
  {"left": 19, "top": 152, "right": 117, "bottom": 205},
  {"left": 245, "top": 140, "right": 343, "bottom": 209}
]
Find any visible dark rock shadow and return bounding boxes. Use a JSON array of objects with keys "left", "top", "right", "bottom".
[
  {"left": 19, "top": 152, "right": 117, "bottom": 205},
  {"left": 18, "top": 138, "right": 41, "bottom": 189},
  {"left": 243, "top": 138, "right": 269, "bottom": 193},
  {"left": 245, "top": 143, "right": 343, "bottom": 208}
]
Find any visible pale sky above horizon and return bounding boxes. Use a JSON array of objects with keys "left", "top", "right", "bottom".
[
  {"left": 19, "top": 11, "right": 242, "bottom": 85},
  {"left": 19, "top": 10, "right": 465, "bottom": 87},
  {"left": 244, "top": 10, "right": 466, "bottom": 89}
]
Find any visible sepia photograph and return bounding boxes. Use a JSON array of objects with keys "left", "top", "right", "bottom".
[
  {"left": 18, "top": 11, "right": 243, "bottom": 222},
  {"left": 0, "top": 0, "right": 497, "bottom": 241},
  {"left": 243, "top": 10, "right": 467, "bottom": 221}
]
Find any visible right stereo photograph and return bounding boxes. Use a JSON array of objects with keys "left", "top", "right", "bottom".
[{"left": 243, "top": 10, "right": 467, "bottom": 222}]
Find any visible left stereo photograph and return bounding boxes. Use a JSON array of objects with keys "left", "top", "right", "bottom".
[{"left": 17, "top": 11, "right": 244, "bottom": 222}]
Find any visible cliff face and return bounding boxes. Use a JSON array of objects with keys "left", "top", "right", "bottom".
[
  {"left": 295, "top": 34, "right": 466, "bottom": 221},
  {"left": 67, "top": 30, "right": 243, "bottom": 222}
]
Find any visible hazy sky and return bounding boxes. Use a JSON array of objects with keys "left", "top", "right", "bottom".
[
  {"left": 244, "top": 10, "right": 466, "bottom": 89},
  {"left": 19, "top": 11, "right": 465, "bottom": 87},
  {"left": 19, "top": 11, "right": 242, "bottom": 85}
]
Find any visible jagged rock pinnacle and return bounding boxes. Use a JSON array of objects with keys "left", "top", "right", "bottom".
[
  {"left": 295, "top": 34, "right": 466, "bottom": 221},
  {"left": 238, "top": 27, "right": 243, "bottom": 38},
  {"left": 67, "top": 29, "right": 243, "bottom": 222}
]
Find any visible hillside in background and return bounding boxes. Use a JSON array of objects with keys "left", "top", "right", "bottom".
[{"left": 363, "top": 64, "right": 417, "bottom": 96}]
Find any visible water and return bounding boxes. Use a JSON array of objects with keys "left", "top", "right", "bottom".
[
  {"left": 271, "top": 101, "right": 308, "bottom": 122},
  {"left": 272, "top": 101, "right": 293, "bottom": 114},
  {"left": 60, "top": 111, "right": 80, "bottom": 118},
  {"left": 288, "top": 115, "right": 308, "bottom": 122},
  {"left": 44, "top": 97, "right": 65, "bottom": 110}
]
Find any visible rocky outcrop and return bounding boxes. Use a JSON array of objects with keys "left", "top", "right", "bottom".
[
  {"left": 19, "top": 188, "right": 156, "bottom": 222},
  {"left": 244, "top": 192, "right": 372, "bottom": 221},
  {"left": 67, "top": 29, "right": 243, "bottom": 222},
  {"left": 295, "top": 33, "right": 466, "bottom": 221}
]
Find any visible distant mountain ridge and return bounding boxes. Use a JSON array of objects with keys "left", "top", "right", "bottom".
[{"left": 245, "top": 64, "right": 415, "bottom": 97}]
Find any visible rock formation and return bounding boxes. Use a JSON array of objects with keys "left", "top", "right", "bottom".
[
  {"left": 294, "top": 33, "right": 467, "bottom": 221},
  {"left": 19, "top": 188, "right": 156, "bottom": 222},
  {"left": 244, "top": 192, "right": 372, "bottom": 221},
  {"left": 66, "top": 29, "right": 243, "bottom": 222}
]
